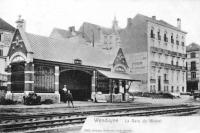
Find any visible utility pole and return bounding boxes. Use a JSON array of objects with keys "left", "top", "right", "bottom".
[{"left": 90, "top": 30, "right": 95, "bottom": 47}]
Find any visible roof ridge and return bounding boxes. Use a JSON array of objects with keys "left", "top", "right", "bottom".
[{"left": 135, "top": 13, "right": 186, "bottom": 33}]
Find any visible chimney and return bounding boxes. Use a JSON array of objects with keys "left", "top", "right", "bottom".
[
  {"left": 152, "top": 16, "right": 156, "bottom": 20},
  {"left": 69, "top": 26, "right": 76, "bottom": 35},
  {"left": 177, "top": 18, "right": 181, "bottom": 30},
  {"left": 127, "top": 18, "right": 132, "bottom": 27},
  {"left": 16, "top": 15, "right": 26, "bottom": 30},
  {"left": 69, "top": 26, "right": 75, "bottom": 32}
]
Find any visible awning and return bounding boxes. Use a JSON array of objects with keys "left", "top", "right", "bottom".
[{"left": 97, "top": 70, "right": 140, "bottom": 81}]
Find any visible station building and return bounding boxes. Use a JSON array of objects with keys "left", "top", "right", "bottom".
[
  {"left": 72, "top": 14, "right": 187, "bottom": 93},
  {"left": 5, "top": 17, "right": 139, "bottom": 103}
]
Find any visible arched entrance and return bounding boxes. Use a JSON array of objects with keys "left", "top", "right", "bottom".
[
  {"left": 11, "top": 62, "right": 25, "bottom": 92},
  {"left": 59, "top": 70, "right": 92, "bottom": 101}
]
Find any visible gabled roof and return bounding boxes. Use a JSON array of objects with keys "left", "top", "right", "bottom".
[
  {"left": 0, "top": 18, "right": 15, "bottom": 32},
  {"left": 186, "top": 43, "right": 200, "bottom": 52},
  {"left": 25, "top": 31, "right": 115, "bottom": 68},
  {"left": 135, "top": 14, "right": 187, "bottom": 34}
]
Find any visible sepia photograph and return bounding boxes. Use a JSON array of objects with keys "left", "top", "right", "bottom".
[{"left": 0, "top": 0, "right": 200, "bottom": 132}]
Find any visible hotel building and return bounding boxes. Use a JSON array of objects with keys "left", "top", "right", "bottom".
[{"left": 120, "top": 14, "right": 187, "bottom": 93}]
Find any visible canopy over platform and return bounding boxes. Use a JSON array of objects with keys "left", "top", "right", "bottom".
[{"left": 97, "top": 70, "right": 140, "bottom": 81}]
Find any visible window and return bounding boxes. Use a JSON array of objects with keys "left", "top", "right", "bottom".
[
  {"left": 164, "top": 74, "right": 168, "bottom": 80},
  {"left": 176, "top": 61, "right": 178, "bottom": 66},
  {"left": 157, "top": 30, "right": 161, "bottom": 40},
  {"left": 191, "top": 61, "right": 196, "bottom": 70},
  {"left": 171, "top": 33, "right": 174, "bottom": 44},
  {"left": 181, "top": 36, "right": 184, "bottom": 46},
  {"left": 34, "top": 65, "right": 55, "bottom": 93},
  {"left": 182, "top": 87, "right": 184, "bottom": 92},
  {"left": 176, "top": 40, "right": 179, "bottom": 45},
  {"left": 171, "top": 60, "right": 173, "bottom": 65},
  {"left": 0, "top": 33, "right": 2, "bottom": 42},
  {"left": 115, "top": 66, "right": 126, "bottom": 72},
  {"left": 150, "top": 28, "right": 155, "bottom": 38},
  {"left": 176, "top": 87, "right": 179, "bottom": 92},
  {"left": 165, "top": 55, "right": 168, "bottom": 60},
  {"left": 186, "top": 62, "right": 188, "bottom": 70},
  {"left": 177, "top": 72, "right": 179, "bottom": 81},
  {"left": 171, "top": 86, "right": 174, "bottom": 92},
  {"left": 191, "top": 72, "right": 196, "bottom": 79},
  {"left": 176, "top": 35, "right": 179, "bottom": 45},
  {"left": 0, "top": 49, "right": 3, "bottom": 56},
  {"left": 190, "top": 52, "right": 196, "bottom": 58},
  {"left": 181, "top": 42, "right": 185, "bottom": 46},
  {"left": 164, "top": 32, "right": 168, "bottom": 42},
  {"left": 182, "top": 72, "right": 184, "bottom": 82}
]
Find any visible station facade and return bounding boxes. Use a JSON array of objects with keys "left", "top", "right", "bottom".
[{"left": 5, "top": 18, "right": 139, "bottom": 103}]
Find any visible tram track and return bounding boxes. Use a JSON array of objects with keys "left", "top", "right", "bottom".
[{"left": 0, "top": 104, "right": 199, "bottom": 132}]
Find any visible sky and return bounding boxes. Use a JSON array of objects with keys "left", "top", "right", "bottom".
[{"left": 0, "top": 0, "right": 200, "bottom": 45}]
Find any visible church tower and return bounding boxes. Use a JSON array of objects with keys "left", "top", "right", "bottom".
[{"left": 112, "top": 16, "right": 119, "bottom": 32}]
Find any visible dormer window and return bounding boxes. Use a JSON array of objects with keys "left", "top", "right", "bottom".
[{"left": 74, "top": 59, "right": 82, "bottom": 65}]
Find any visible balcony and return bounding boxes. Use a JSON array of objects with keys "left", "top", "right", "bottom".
[
  {"left": 151, "top": 61, "right": 186, "bottom": 71},
  {"left": 150, "top": 79, "right": 156, "bottom": 83},
  {"left": 150, "top": 46, "right": 186, "bottom": 59},
  {"left": 171, "top": 51, "right": 177, "bottom": 57},
  {"left": 164, "top": 80, "right": 169, "bottom": 84}
]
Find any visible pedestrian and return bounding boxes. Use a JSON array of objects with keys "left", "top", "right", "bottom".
[
  {"left": 67, "top": 90, "right": 74, "bottom": 108},
  {"left": 62, "top": 85, "right": 68, "bottom": 103}
]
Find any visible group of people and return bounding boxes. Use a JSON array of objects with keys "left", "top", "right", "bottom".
[{"left": 62, "top": 85, "right": 74, "bottom": 108}]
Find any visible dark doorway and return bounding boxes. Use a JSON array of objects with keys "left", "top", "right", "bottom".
[
  {"left": 158, "top": 76, "right": 161, "bottom": 92},
  {"left": 59, "top": 70, "right": 92, "bottom": 101},
  {"left": 122, "top": 81, "right": 126, "bottom": 101},
  {"left": 187, "top": 81, "right": 198, "bottom": 93},
  {"left": 11, "top": 62, "right": 25, "bottom": 92}
]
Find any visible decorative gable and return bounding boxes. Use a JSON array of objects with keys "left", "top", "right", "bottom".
[
  {"left": 113, "top": 48, "right": 128, "bottom": 72},
  {"left": 8, "top": 29, "right": 28, "bottom": 59}
]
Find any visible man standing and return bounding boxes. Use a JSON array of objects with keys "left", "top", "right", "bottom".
[{"left": 62, "top": 85, "right": 68, "bottom": 103}]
